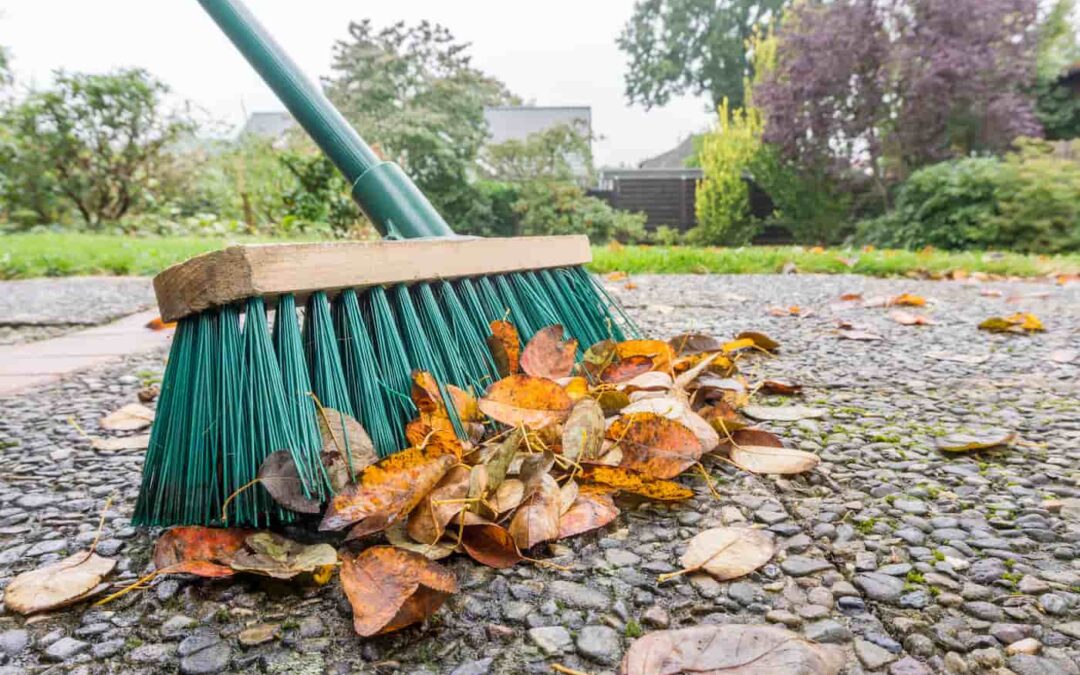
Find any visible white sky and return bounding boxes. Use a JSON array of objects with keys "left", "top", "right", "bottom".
[{"left": 0, "top": 0, "right": 714, "bottom": 168}]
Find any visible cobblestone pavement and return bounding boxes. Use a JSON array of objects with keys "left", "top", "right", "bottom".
[
  {"left": 0, "top": 278, "right": 155, "bottom": 345},
  {"left": 0, "top": 273, "right": 1077, "bottom": 675}
]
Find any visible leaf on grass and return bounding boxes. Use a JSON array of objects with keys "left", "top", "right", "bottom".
[
  {"left": 622, "top": 398, "right": 719, "bottom": 454},
  {"left": 319, "top": 444, "right": 459, "bottom": 538},
  {"left": 340, "top": 546, "right": 456, "bottom": 636},
  {"left": 100, "top": 403, "right": 155, "bottom": 431},
  {"left": 153, "top": 526, "right": 253, "bottom": 577},
  {"left": 979, "top": 313, "right": 1045, "bottom": 334},
  {"left": 4, "top": 551, "right": 116, "bottom": 615},
  {"left": 520, "top": 325, "right": 578, "bottom": 379},
  {"left": 619, "top": 624, "right": 845, "bottom": 675},
  {"left": 616, "top": 339, "right": 675, "bottom": 373},
  {"left": 579, "top": 465, "right": 693, "bottom": 501},
  {"left": 729, "top": 445, "right": 821, "bottom": 475},
  {"left": 229, "top": 532, "right": 337, "bottom": 580},
  {"left": 460, "top": 524, "right": 522, "bottom": 568},
  {"left": 258, "top": 450, "right": 322, "bottom": 514},
  {"left": 479, "top": 375, "right": 574, "bottom": 428},
  {"left": 936, "top": 430, "right": 1017, "bottom": 453},
  {"left": 487, "top": 320, "right": 521, "bottom": 376},
  {"left": 558, "top": 487, "right": 619, "bottom": 538},
  {"left": 665, "top": 527, "right": 774, "bottom": 581},
  {"left": 600, "top": 355, "right": 655, "bottom": 383},
  {"left": 735, "top": 331, "right": 780, "bottom": 352},
  {"left": 741, "top": 405, "right": 826, "bottom": 422},
  {"left": 668, "top": 333, "right": 722, "bottom": 356},
  {"left": 90, "top": 434, "right": 150, "bottom": 451},
  {"left": 607, "top": 412, "right": 704, "bottom": 479},
  {"left": 316, "top": 408, "right": 379, "bottom": 488},
  {"left": 508, "top": 473, "right": 561, "bottom": 550},
  {"left": 889, "top": 310, "right": 934, "bottom": 326},
  {"left": 562, "top": 398, "right": 605, "bottom": 462}
]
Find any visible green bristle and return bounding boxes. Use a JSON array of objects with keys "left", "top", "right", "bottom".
[
  {"left": 179, "top": 312, "right": 216, "bottom": 525},
  {"left": 508, "top": 272, "right": 561, "bottom": 334},
  {"left": 534, "top": 269, "right": 596, "bottom": 349},
  {"left": 235, "top": 297, "right": 296, "bottom": 527},
  {"left": 333, "top": 289, "right": 403, "bottom": 457},
  {"left": 361, "top": 286, "right": 417, "bottom": 433},
  {"left": 302, "top": 291, "right": 354, "bottom": 416},
  {"left": 212, "top": 307, "right": 244, "bottom": 522},
  {"left": 568, "top": 265, "right": 639, "bottom": 340},
  {"left": 475, "top": 276, "right": 509, "bottom": 324},
  {"left": 272, "top": 294, "right": 327, "bottom": 499},
  {"left": 413, "top": 283, "right": 471, "bottom": 387},
  {"left": 494, "top": 275, "right": 537, "bottom": 337},
  {"left": 436, "top": 280, "right": 497, "bottom": 390}
]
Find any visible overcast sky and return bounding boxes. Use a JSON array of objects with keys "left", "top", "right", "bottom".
[{"left": 1, "top": 0, "right": 714, "bottom": 167}]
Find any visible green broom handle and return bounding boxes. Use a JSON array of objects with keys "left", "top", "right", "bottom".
[{"left": 197, "top": 0, "right": 455, "bottom": 239}]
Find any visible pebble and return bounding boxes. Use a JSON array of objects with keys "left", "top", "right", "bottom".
[
  {"left": 528, "top": 626, "right": 572, "bottom": 655},
  {"left": 43, "top": 637, "right": 88, "bottom": 662},
  {"left": 0, "top": 631, "right": 29, "bottom": 657},
  {"left": 575, "top": 625, "right": 621, "bottom": 665},
  {"left": 855, "top": 638, "right": 898, "bottom": 669}
]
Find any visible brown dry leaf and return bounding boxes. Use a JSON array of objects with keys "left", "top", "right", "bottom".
[
  {"left": 760, "top": 380, "right": 802, "bottom": 396},
  {"left": 258, "top": 450, "right": 322, "bottom": 514},
  {"left": 100, "top": 403, "right": 155, "bottom": 431},
  {"left": 890, "top": 293, "right": 926, "bottom": 307},
  {"left": 699, "top": 402, "right": 751, "bottom": 435},
  {"left": 559, "top": 480, "right": 580, "bottom": 515},
  {"left": 229, "top": 532, "right": 337, "bottom": 580},
  {"left": 407, "top": 465, "right": 471, "bottom": 544},
  {"left": 579, "top": 465, "right": 693, "bottom": 501},
  {"left": 581, "top": 339, "right": 618, "bottom": 379},
  {"left": 509, "top": 473, "right": 561, "bottom": 550},
  {"left": 320, "top": 443, "right": 459, "bottom": 538},
  {"left": 729, "top": 445, "right": 821, "bottom": 475},
  {"left": 460, "top": 524, "right": 522, "bottom": 568},
  {"left": 979, "top": 313, "right": 1045, "bottom": 334},
  {"left": 618, "top": 624, "right": 845, "bottom": 675},
  {"left": 481, "top": 428, "right": 523, "bottom": 493},
  {"left": 838, "top": 329, "right": 884, "bottom": 341},
  {"left": 607, "top": 412, "right": 704, "bottom": 479},
  {"left": 668, "top": 333, "right": 722, "bottom": 356},
  {"left": 558, "top": 487, "right": 619, "bottom": 538},
  {"left": 489, "top": 478, "right": 526, "bottom": 514},
  {"left": 890, "top": 309, "right": 934, "bottom": 326},
  {"left": 316, "top": 408, "right": 378, "bottom": 488},
  {"left": 487, "top": 320, "right": 521, "bottom": 377},
  {"left": 735, "top": 331, "right": 780, "bottom": 352},
  {"left": 616, "top": 339, "right": 675, "bottom": 373},
  {"left": 622, "top": 398, "right": 719, "bottom": 454},
  {"left": 716, "top": 428, "right": 784, "bottom": 452},
  {"left": 478, "top": 375, "right": 574, "bottom": 429},
  {"left": 621, "top": 371, "right": 675, "bottom": 394},
  {"left": 4, "top": 552, "right": 116, "bottom": 615},
  {"left": 741, "top": 405, "right": 826, "bottom": 422},
  {"left": 90, "top": 434, "right": 150, "bottom": 451},
  {"left": 663, "top": 527, "right": 775, "bottom": 582},
  {"left": 520, "top": 325, "right": 578, "bottom": 379},
  {"left": 340, "top": 546, "right": 456, "bottom": 636},
  {"left": 600, "top": 355, "right": 655, "bottom": 383},
  {"left": 767, "top": 305, "right": 801, "bottom": 317},
  {"left": 562, "top": 398, "right": 605, "bottom": 462},
  {"left": 385, "top": 521, "right": 455, "bottom": 560},
  {"left": 839, "top": 292, "right": 863, "bottom": 301},
  {"left": 153, "top": 527, "right": 253, "bottom": 577},
  {"left": 936, "top": 430, "right": 1017, "bottom": 453}
]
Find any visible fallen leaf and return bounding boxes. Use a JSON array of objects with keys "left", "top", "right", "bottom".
[
  {"left": 759, "top": 380, "right": 802, "bottom": 396},
  {"left": 520, "top": 325, "right": 578, "bottom": 379},
  {"left": 153, "top": 527, "right": 252, "bottom": 577},
  {"left": 460, "top": 524, "right": 522, "bottom": 568},
  {"left": 90, "top": 434, "right": 150, "bottom": 451},
  {"left": 385, "top": 521, "right": 455, "bottom": 560},
  {"left": 508, "top": 473, "right": 561, "bottom": 550},
  {"left": 411, "top": 371, "right": 482, "bottom": 422},
  {"left": 4, "top": 551, "right": 116, "bottom": 615},
  {"left": 100, "top": 403, "right": 155, "bottom": 431},
  {"left": 562, "top": 376, "right": 589, "bottom": 400},
  {"left": 839, "top": 292, "right": 862, "bottom": 301},
  {"left": 558, "top": 488, "right": 619, "bottom": 538},
  {"left": 926, "top": 351, "right": 990, "bottom": 365},
  {"left": 741, "top": 405, "right": 826, "bottom": 422},
  {"left": 735, "top": 331, "right": 780, "bottom": 352},
  {"left": 596, "top": 389, "right": 631, "bottom": 415},
  {"left": 481, "top": 428, "right": 523, "bottom": 492},
  {"left": 259, "top": 451, "right": 321, "bottom": 515},
  {"left": 936, "top": 430, "right": 1017, "bottom": 453},
  {"left": 489, "top": 478, "right": 526, "bottom": 514},
  {"left": 619, "top": 624, "right": 845, "bottom": 675},
  {"left": 979, "top": 313, "right": 1045, "bottom": 334},
  {"left": 621, "top": 371, "right": 675, "bottom": 394},
  {"left": 407, "top": 465, "right": 471, "bottom": 544},
  {"left": 562, "top": 398, "right": 605, "bottom": 462},
  {"left": 699, "top": 403, "right": 751, "bottom": 435},
  {"left": 145, "top": 317, "right": 176, "bottom": 331},
  {"left": 663, "top": 527, "right": 775, "bottom": 582},
  {"left": 729, "top": 445, "right": 821, "bottom": 475},
  {"left": 890, "top": 293, "right": 926, "bottom": 307},
  {"left": 316, "top": 408, "right": 378, "bottom": 489},
  {"left": 320, "top": 444, "right": 459, "bottom": 538},
  {"left": 668, "top": 333, "right": 723, "bottom": 356},
  {"left": 616, "top": 339, "right": 675, "bottom": 373},
  {"left": 721, "top": 337, "right": 756, "bottom": 354},
  {"left": 479, "top": 375, "right": 574, "bottom": 429},
  {"left": 579, "top": 465, "right": 694, "bottom": 501},
  {"left": 581, "top": 339, "right": 618, "bottom": 379},
  {"left": 716, "top": 428, "right": 784, "bottom": 452},
  {"left": 838, "top": 329, "right": 884, "bottom": 341},
  {"left": 340, "top": 546, "right": 456, "bottom": 636},
  {"left": 889, "top": 310, "right": 934, "bottom": 326},
  {"left": 622, "top": 398, "right": 719, "bottom": 454},
  {"left": 138, "top": 385, "right": 160, "bottom": 403},
  {"left": 607, "top": 413, "right": 704, "bottom": 479},
  {"left": 487, "top": 320, "right": 521, "bottom": 377},
  {"left": 767, "top": 305, "right": 801, "bottom": 317},
  {"left": 980, "top": 289, "right": 1003, "bottom": 298},
  {"left": 600, "top": 355, "right": 655, "bottom": 383},
  {"left": 229, "top": 532, "right": 337, "bottom": 580}
]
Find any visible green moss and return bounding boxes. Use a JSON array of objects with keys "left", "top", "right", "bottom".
[
  {"left": 906, "top": 570, "right": 926, "bottom": 584},
  {"left": 625, "top": 619, "right": 643, "bottom": 638}
]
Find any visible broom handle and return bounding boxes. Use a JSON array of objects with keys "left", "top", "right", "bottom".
[{"left": 197, "top": 0, "right": 456, "bottom": 239}]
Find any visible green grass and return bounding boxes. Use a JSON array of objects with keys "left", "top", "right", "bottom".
[{"left": 2, "top": 232, "right": 1079, "bottom": 279}]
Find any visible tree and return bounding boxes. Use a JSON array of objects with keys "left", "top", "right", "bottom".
[
  {"left": 478, "top": 122, "right": 594, "bottom": 184},
  {"left": 617, "top": 0, "right": 788, "bottom": 110},
  {"left": 693, "top": 98, "right": 764, "bottom": 244},
  {"left": 326, "top": 20, "right": 515, "bottom": 228},
  {"left": 0, "top": 69, "right": 194, "bottom": 226},
  {"left": 1034, "top": 0, "right": 1080, "bottom": 139}
]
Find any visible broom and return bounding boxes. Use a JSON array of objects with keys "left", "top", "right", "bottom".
[{"left": 133, "top": 0, "right": 640, "bottom": 528}]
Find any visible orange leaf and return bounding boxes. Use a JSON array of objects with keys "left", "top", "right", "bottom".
[
  {"left": 340, "top": 546, "right": 456, "bottom": 636},
  {"left": 460, "top": 525, "right": 522, "bottom": 568},
  {"left": 607, "top": 412, "right": 703, "bottom": 479},
  {"left": 615, "top": 339, "right": 674, "bottom": 373},
  {"left": 600, "top": 355, "right": 654, "bottom": 383},
  {"left": 319, "top": 444, "right": 460, "bottom": 538},
  {"left": 890, "top": 293, "right": 926, "bottom": 307},
  {"left": 558, "top": 487, "right": 619, "bottom": 538},
  {"left": 508, "top": 473, "right": 561, "bottom": 550},
  {"left": 487, "top": 321, "right": 521, "bottom": 377},
  {"left": 520, "top": 325, "right": 578, "bottom": 380},
  {"left": 839, "top": 292, "right": 862, "bottom": 301},
  {"left": 153, "top": 527, "right": 253, "bottom": 578},
  {"left": 562, "top": 376, "right": 589, "bottom": 401},
  {"left": 145, "top": 317, "right": 176, "bottom": 331},
  {"left": 410, "top": 371, "right": 481, "bottom": 421},
  {"left": 735, "top": 331, "right": 780, "bottom": 352},
  {"left": 889, "top": 310, "right": 934, "bottom": 326},
  {"left": 478, "top": 375, "right": 573, "bottom": 429},
  {"left": 760, "top": 380, "right": 802, "bottom": 395},
  {"left": 579, "top": 465, "right": 693, "bottom": 501},
  {"left": 407, "top": 465, "right": 471, "bottom": 545}
]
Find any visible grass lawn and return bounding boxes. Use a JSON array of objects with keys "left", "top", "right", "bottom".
[{"left": 2, "top": 232, "right": 1079, "bottom": 280}]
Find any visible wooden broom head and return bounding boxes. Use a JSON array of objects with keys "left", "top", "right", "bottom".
[{"left": 153, "top": 235, "right": 593, "bottom": 323}]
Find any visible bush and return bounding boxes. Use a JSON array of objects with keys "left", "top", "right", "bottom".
[
  {"left": 692, "top": 99, "right": 763, "bottom": 245},
  {"left": 513, "top": 182, "right": 648, "bottom": 244},
  {"left": 856, "top": 139, "right": 1080, "bottom": 253}
]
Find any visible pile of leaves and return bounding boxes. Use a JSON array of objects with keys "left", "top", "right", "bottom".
[{"left": 8, "top": 321, "right": 825, "bottom": 643}]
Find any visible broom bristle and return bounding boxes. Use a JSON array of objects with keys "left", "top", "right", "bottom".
[{"left": 133, "top": 267, "right": 638, "bottom": 526}]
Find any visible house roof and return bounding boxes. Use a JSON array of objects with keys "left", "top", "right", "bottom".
[
  {"left": 239, "top": 111, "right": 295, "bottom": 139},
  {"left": 483, "top": 106, "right": 591, "bottom": 144},
  {"left": 639, "top": 134, "right": 700, "bottom": 169}
]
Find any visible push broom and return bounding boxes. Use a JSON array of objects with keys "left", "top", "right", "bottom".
[{"left": 133, "top": 0, "right": 639, "bottom": 528}]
